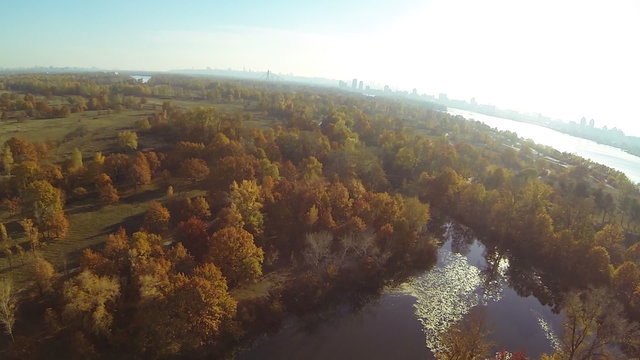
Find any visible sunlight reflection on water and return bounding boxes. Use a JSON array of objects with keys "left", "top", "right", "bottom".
[{"left": 399, "top": 223, "right": 558, "bottom": 354}]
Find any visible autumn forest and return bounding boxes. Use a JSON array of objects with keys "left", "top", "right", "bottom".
[{"left": 0, "top": 73, "right": 640, "bottom": 359}]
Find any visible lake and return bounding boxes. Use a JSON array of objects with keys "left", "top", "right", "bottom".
[
  {"left": 237, "top": 223, "right": 562, "bottom": 359},
  {"left": 448, "top": 108, "right": 640, "bottom": 184}
]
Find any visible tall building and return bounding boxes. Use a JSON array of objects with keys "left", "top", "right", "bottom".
[
  {"left": 589, "top": 119, "right": 595, "bottom": 128},
  {"left": 352, "top": 79, "right": 358, "bottom": 89},
  {"left": 359, "top": 81, "right": 364, "bottom": 90}
]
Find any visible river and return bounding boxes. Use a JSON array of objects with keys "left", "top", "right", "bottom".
[
  {"left": 237, "top": 223, "right": 562, "bottom": 359},
  {"left": 448, "top": 108, "right": 640, "bottom": 184},
  {"left": 131, "top": 75, "right": 151, "bottom": 83}
]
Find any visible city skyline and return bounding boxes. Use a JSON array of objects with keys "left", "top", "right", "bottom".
[{"left": 1, "top": 0, "right": 640, "bottom": 136}]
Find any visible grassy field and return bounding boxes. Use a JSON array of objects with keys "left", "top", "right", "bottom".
[{"left": 0, "top": 109, "right": 148, "bottom": 160}]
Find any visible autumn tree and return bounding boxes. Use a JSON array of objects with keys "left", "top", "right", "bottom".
[
  {"left": 230, "top": 180, "right": 264, "bottom": 235},
  {"left": 11, "top": 160, "right": 40, "bottom": 191},
  {"left": 130, "top": 152, "right": 152, "bottom": 188},
  {"left": 142, "top": 201, "right": 170, "bottom": 234},
  {"left": 594, "top": 223, "right": 625, "bottom": 265},
  {"left": 1, "top": 223, "right": 12, "bottom": 265},
  {"left": 206, "top": 226, "right": 264, "bottom": 285},
  {"left": 2, "top": 144, "right": 13, "bottom": 175},
  {"left": 134, "top": 264, "right": 237, "bottom": 357},
  {"left": 5, "top": 137, "right": 37, "bottom": 163},
  {"left": 179, "top": 158, "right": 210, "bottom": 182},
  {"left": 436, "top": 309, "right": 492, "bottom": 360},
  {"left": 92, "top": 174, "right": 118, "bottom": 206},
  {"left": 63, "top": 270, "right": 120, "bottom": 336},
  {"left": 117, "top": 130, "right": 138, "bottom": 151},
  {"left": 612, "top": 262, "right": 640, "bottom": 305},
  {"left": 177, "top": 217, "right": 209, "bottom": 262},
  {"left": 32, "top": 254, "right": 55, "bottom": 296},
  {"left": 553, "top": 288, "right": 637, "bottom": 360},
  {"left": 104, "top": 153, "right": 130, "bottom": 184},
  {"left": 86, "top": 151, "right": 105, "bottom": 179},
  {"left": 42, "top": 209, "right": 69, "bottom": 240},
  {"left": 0, "top": 278, "right": 17, "bottom": 342},
  {"left": 20, "top": 219, "right": 40, "bottom": 253},
  {"left": 22, "top": 180, "right": 63, "bottom": 227},
  {"left": 70, "top": 147, "right": 83, "bottom": 172},
  {"left": 181, "top": 196, "right": 212, "bottom": 220}
]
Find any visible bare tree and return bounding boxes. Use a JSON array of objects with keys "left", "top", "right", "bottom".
[
  {"left": 0, "top": 278, "right": 18, "bottom": 342},
  {"left": 303, "top": 232, "right": 333, "bottom": 268}
]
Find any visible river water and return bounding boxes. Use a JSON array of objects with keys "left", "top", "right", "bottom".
[
  {"left": 131, "top": 75, "right": 151, "bottom": 83},
  {"left": 238, "top": 223, "right": 562, "bottom": 359},
  {"left": 448, "top": 108, "right": 640, "bottom": 184}
]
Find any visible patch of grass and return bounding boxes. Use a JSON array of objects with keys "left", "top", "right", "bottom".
[
  {"left": 0, "top": 109, "right": 150, "bottom": 161},
  {"left": 231, "top": 269, "right": 291, "bottom": 302}
]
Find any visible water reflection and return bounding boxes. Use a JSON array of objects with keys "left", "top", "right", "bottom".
[
  {"left": 403, "top": 222, "right": 560, "bottom": 357},
  {"left": 237, "top": 222, "right": 563, "bottom": 360}
]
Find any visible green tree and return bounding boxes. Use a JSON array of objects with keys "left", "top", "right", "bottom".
[{"left": 117, "top": 130, "right": 138, "bottom": 151}]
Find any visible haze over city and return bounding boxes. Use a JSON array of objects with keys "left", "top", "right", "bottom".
[{"left": 2, "top": 0, "right": 640, "bottom": 136}]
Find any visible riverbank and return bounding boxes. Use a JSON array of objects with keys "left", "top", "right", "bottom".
[{"left": 444, "top": 106, "right": 640, "bottom": 158}]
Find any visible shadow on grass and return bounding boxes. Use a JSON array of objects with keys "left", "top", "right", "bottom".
[
  {"left": 101, "top": 212, "right": 146, "bottom": 237},
  {"left": 66, "top": 203, "right": 102, "bottom": 215},
  {"left": 123, "top": 187, "right": 166, "bottom": 204}
]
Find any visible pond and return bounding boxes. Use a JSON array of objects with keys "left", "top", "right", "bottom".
[{"left": 237, "top": 223, "right": 563, "bottom": 359}]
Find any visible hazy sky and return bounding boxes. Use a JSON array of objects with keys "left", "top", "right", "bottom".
[{"left": 2, "top": 0, "right": 640, "bottom": 136}]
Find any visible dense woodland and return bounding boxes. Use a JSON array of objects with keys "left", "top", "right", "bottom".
[{"left": 0, "top": 73, "right": 640, "bottom": 359}]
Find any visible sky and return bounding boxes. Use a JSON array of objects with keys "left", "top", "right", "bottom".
[{"left": 2, "top": 0, "right": 640, "bottom": 136}]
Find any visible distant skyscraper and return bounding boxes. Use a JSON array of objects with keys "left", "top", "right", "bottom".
[
  {"left": 359, "top": 81, "right": 364, "bottom": 90},
  {"left": 352, "top": 79, "right": 358, "bottom": 89},
  {"left": 412, "top": 88, "right": 418, "bottom": 96},
  {"left": 384, "top": 85, "right": 390, "bottom": 92},
  {"left": 589, "top": 119, "right": 595, "bottom": 128}
]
